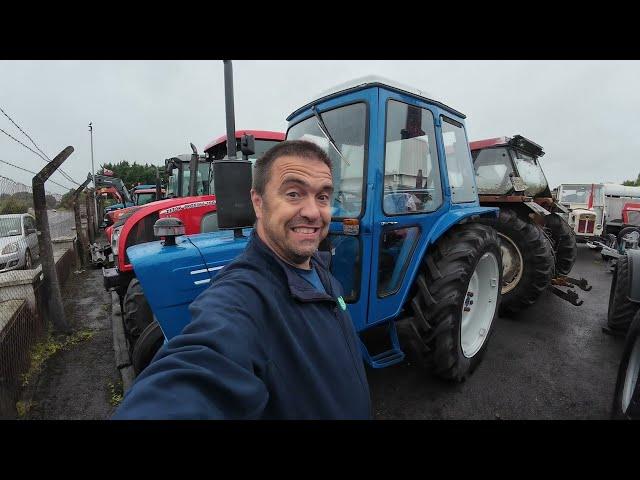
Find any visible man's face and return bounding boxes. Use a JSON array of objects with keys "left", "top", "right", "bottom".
[{"left": 251, "top": 155, "right": 333, "bottom": 269}]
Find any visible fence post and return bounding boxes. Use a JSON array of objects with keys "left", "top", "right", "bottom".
[
  {"left": 85, "top": 187, "right": 95, "bottom": 244},
  {"left": 32, "top": 146, "right": 74, "bottom": 334},
  {"left": 72, "top": 176, "right": 92, "bottom": 267}
]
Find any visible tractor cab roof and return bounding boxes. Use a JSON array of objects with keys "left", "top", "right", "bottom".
[
  {"left": 165, "top": 153, "right": 207, "bottom": 165},
  {"left": 286, "top": 75, "right": 465, "bottom": 121},
  {"left": 203, "top": 130, "right": 285, "bottom": 153},
  {"left": 470, "top": 135, "right": 545, "bottom": 158}
]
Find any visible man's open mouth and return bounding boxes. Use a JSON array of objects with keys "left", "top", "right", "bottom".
[{"left": 291, "top": 227, "right": 320, "bottom": 234}]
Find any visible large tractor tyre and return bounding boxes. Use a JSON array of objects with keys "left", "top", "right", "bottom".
[
  {"left": 123, "top": 278, "right": 154, "bottom": 353},
  {"left": 607, "top": 255, "right": 640, "bottom": 334},
  {"left": 132, "top": 320, "right": 165, "bottom": 375},
  {"left": 611, "top": 310, "right": 640, "bottom": 419},
  {"left": 544, "top": 213, "right": 577, "bottom": 275},
  {"left": 480, "top": 208, "right": 554, "bottom": 317},
  {"left": 404, "top": 223, "right": 502, "bottom": 382},
  {"left": 617, "top": 226, "right": 640, "bottom": 245}
]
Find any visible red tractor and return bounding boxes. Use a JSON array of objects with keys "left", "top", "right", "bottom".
[
  {"left": 103, "top": 130, "right": 284, "bottom": 353},
  {"left": 470, "top": 135, "right": 589, "bottom": 315}
]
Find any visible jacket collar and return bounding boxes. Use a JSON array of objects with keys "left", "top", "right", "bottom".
[{"left": 246, "top": 230, "right": 336, "bottom": 303}]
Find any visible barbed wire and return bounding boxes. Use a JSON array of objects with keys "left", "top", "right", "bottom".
[
  {"left": 0, "top": 106, "right": 51, "bottom": 163},
  {"left": 0, "top": 115, "right": 81, "bottom": 187},
  {"left": 0, "top": 157, "right": 75, "bottom": 192}
]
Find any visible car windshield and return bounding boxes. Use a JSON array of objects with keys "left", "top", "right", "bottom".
[
  {"left": 286, "top": 102, "right": 367, "bottom": 218},
  {"left": 0, "top": 218, "right": 22, "bottom": 237}
]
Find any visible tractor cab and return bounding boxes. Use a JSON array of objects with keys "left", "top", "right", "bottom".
[
  {"left": 165, "top": 154, "right": 211, "bottom": 198},
  {"left": 131, "top": 184, "right": 164, "bottom": 206},
  {"left": 283, "top": 76, "right": 493, "bottom": 343},
  {"left": 470, "top": 135, "right": 551, "bottom": 199}
]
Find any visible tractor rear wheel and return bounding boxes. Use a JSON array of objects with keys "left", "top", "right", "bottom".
[
  {"left": 123, "top": 278, "right": 154, "bottom": 353},
  {"left": 607, "top": 255, "right": 640, "bottom": 334},
  {"left": 544, "top": 213, "right": 577, "bottom": 275},
  {"left": 404, "top": 223, "right": 502, "bottom": 381},
  {"left": 481, "top": 208, "right": 554, "bottom": 317},
  {"left": 132, "top": 320, "right": 165, "bottom": 375},
  {"left": 611, "top": 310, "right": 640, "bottom": 419}
]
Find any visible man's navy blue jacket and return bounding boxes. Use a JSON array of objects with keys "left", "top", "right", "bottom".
[{"left": 113, "top": 232, "right": 372, "bottom": 419}]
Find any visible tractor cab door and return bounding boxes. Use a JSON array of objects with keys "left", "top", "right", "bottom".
[{"left": 364, "top": 92, "right": 452, "bottom": 328}]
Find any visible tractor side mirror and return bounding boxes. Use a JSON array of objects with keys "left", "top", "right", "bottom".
[{"left": 241, "top": 134, "right": 255, "bottom": 159}]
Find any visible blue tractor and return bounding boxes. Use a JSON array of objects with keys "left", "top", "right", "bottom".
[{"left": 127, "top": 66, "right": 504, "bottom": 382}]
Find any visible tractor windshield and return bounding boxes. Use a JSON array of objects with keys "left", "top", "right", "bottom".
[
  {"left": 181, "top": 163, "right": 211, "bottom": 196},
  {"left": 559, "top": 184, "right": 592, "bottom": 205},
  {"left": 512, "top": 151, "right": 549, "bottom": 197},
  {"left": 286, "top": 102, "right": 367, "bottom": 218},
  {"left": 473, "top": 147, "right": 515, "bottom": 195},
  {"left": 135, "top": 192, "right": 157, "bottom": 205}
]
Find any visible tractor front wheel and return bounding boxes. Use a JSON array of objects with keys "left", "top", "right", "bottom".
[
  {"left": 404, "top": 223, "right": 502, "bottom": 381},
  {"left": 481, "top": 208, "right": 554, "bottom": 317},
  {"left": 132, "top": 320, "right": 165, "bottom": 375},
  {"left": 123, "top": 278, "right": 154, "bottom": 354},
  {"left": 611, "top": 310, "right": 640, "bottom": 419}
]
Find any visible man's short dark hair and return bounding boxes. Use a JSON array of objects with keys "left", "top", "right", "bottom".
[{"left": 253, "top": 140, "right": 332, "bottom": 195}]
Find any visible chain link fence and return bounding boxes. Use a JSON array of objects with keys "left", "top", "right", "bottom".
[{"left": 0, "top": 174, "right": 85, "bottom": 417}]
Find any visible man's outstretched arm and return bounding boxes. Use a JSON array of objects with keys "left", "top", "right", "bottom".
[{"left": 112, "top": 276, "right": 269, "bottom": 420}]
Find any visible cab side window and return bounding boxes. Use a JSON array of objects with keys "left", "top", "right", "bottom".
[
  {"left": 441, "top": 116, "right": 476, "bottom": 203},
  {"left": 383, "top": 100, "right": 443, "bottom": 215}
]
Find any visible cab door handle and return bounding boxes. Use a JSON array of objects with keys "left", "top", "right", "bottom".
[{"left": 380, "top": 221, "right": 398, "bottom": 226}]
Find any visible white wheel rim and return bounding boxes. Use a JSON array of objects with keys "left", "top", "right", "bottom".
[
  {"left": 461, "top": 252, "right": 500, "bottom": 358},
  {"left": 622, "top": 334, "right": 640, "bottom": 414},
  {"left": 497, "top": 233, "right": 523, "bottom": 294}
]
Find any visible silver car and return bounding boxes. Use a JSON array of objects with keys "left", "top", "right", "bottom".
[{"left": 0, "top": 213, "right": 40, "bottom": 272}]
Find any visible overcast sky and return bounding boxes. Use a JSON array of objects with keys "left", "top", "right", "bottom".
[{"left": 0, "top": 60, "right": 638, "bottom": 195}]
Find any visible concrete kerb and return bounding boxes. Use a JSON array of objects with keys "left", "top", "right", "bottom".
[{"left": 110, "top": 290, "right": 135, "bottom": 393}]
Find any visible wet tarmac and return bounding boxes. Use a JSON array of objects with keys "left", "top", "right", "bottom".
[{"left": 367, "top": 244, "right": 626, "bottom": 419}]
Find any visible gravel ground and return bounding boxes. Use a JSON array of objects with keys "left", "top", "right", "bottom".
[
  {"left": 18, "top": 264, "right": 121, "bottom": 420},
  {"left": 367, "top": 243, "right": 627, "bottom": 419}
]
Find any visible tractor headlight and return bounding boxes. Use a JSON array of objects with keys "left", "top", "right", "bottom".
[
  {"left": 111, "top": 226, "right": 123, "bottom": 253},
  {"left": 2, "top": 242, "right": 18, "bottom": 254}
]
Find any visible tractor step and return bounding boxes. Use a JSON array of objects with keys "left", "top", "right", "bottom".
[{"left": 358, "top": 320, "right": 405, "bottom": 369}]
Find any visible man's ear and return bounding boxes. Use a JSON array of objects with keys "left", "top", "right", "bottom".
[{"left": 251, "top": 189, "right": 263, "bottom": 219}]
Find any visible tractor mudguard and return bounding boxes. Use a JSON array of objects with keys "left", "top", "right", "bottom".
[
  {"left": 427, "top": 206, "right": 499, "bottom": 248},
  {"left": 628, "top": 249, "right": 640, "bottom": 304},
  {"left": 523, "top": 200, "right": 551, "bottom": 216}
]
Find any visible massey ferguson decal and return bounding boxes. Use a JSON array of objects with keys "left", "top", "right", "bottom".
[{"left": 160, "top": 200, "right": 216, "bottom": 215}]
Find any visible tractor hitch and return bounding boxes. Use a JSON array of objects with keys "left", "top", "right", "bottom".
[
  {"left": 548, "top": 275, "right": 591, "bottom": 306},
  {"left": 548, "top": 284, "right": 584, "bottom": 306}
]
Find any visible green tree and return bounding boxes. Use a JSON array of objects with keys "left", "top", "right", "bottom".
[
  {"left": 99, "top": 160, "right": 166, "bottom": 190},
  {"left": 45, "top": 194, "right": 58, "bottom": 209},
  {"left": 0, "top": 197, "right": 29, "bottom": 214},
  {"left": 58, "top": 189, "right": 75, "bottom": 210},
  {"left": 623, "top": 173, "right": 640, "bottom": 187}
]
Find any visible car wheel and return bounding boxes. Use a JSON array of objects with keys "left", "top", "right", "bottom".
[{"left": 24, "top": 249, "right": 32, "bottom": 270}]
